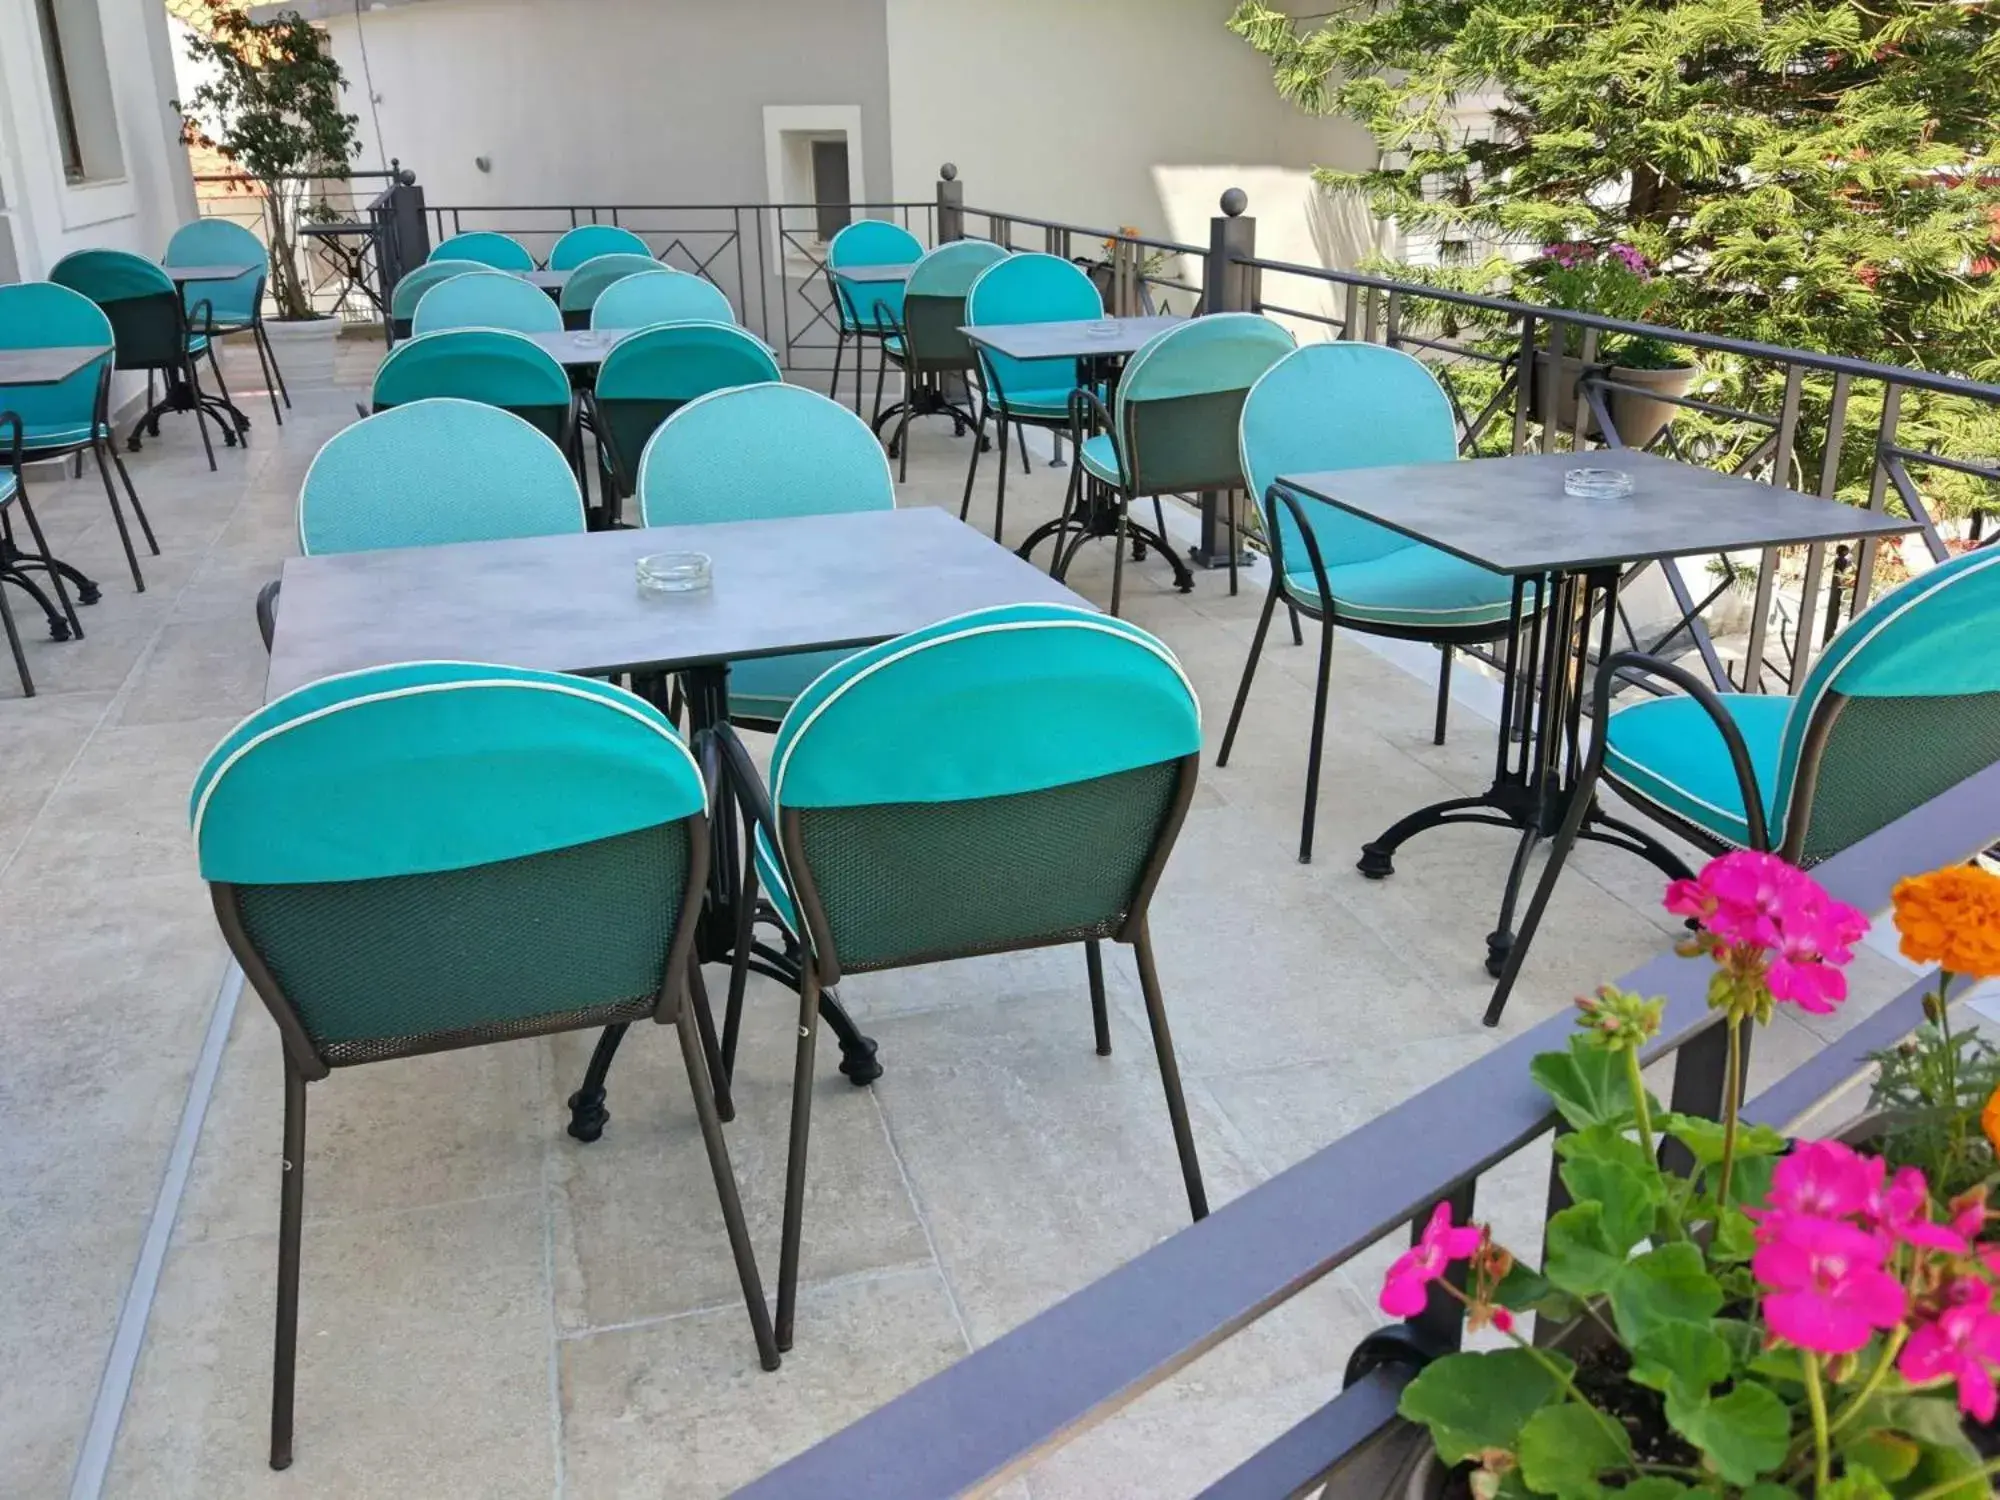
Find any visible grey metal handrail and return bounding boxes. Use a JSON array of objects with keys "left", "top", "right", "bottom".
[{"left": 738, "top": 759, "right": 2000, "bottom": 1500}]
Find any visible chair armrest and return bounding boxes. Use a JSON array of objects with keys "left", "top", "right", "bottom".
[
  {"left": 871, "top": 298, "right": 906, "bottom": 347},
  {"left": 1065, "top": 385, "right": 1116, "bottom": 456},
  {"left": 1590, "top": 649, "right": 1771, "bottom": 851},
  {"left": 190, "top": 296, "right": 218, "bottom": 338},
  {"left": 0, "top": 410, "right": 24, "bottom": 477},
  {"left": 713, "top": 722, "right": 783, "bottom": 851},
  {"left": 1266, "top": 483, "right": 1336, "bottom": 617},
  {"left": 255, "top": 579, "right": 281, "bottom": 653}
]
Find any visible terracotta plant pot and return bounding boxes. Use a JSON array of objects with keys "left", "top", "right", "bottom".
[{"left": 1526, "top": 351, "right": 1695, "bottom": 449}]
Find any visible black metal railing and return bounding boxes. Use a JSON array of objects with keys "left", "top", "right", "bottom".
[
  {"left": 737, "top": 759, "right": 2000, "bottom": 1500},
  {"left": 419, "top": 199, "right": 937, "bottom": 373}
]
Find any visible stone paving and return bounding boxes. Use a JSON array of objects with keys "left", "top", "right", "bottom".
[{"left": 0, "top": 338, "right": 1916, "bottom": 1499}]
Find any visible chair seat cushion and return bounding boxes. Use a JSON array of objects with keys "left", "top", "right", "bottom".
[
  {"left": 186, "top": 334, "right": 210, "bottom": 355},
  {"left": 995, "top": 387, "right": 1083, "bottom": 420},
  {"left": 0, "top": 471, "right": 16, "bottom": 504},
  {"left": 1078, "top": 433, "right": 1124, "bottom": 486},
  {"left": 21, "top": 420, "right": 111, "bottom": 453},
  {"left": 1282, "top": 544, "right": 1522, "bottom": 630},
  {"left": 729, "top": 647, "right": 852, "bottom": 725},
  {"left": 753, "top": 823, "right": 798, "bottom": 936},
  {"left": 883, "top": 334, "right": 905, "bottom": 359},
  {"left": 1602, "top": 691, "right": 1790, "bottom": 848}
]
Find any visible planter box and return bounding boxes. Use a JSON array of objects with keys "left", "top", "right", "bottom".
[{"left": 1527, "top": 351, "right": 1695, "bottom": 450}]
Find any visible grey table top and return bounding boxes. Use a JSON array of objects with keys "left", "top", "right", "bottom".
[
  {"left": 265, "top": 505, "right": 1093, "bottom": 700},
  {"left": 0, "top": 344, "right": 111, "bottom": 387},
  {"left": 834, "top": 263, "right": 916, "bottom": 283},
  {"left": 1275, "top": 451, "right": 1921, "bottom": 578},
  {"left": 165, "top": 263, "right": 257, "bottom": 284},
  {"left": 962, "top": 315, "right": 1185, "bottom": 363},
  {"left": 523, "top": 330, "right": 619, "bottom": 368},
  {"left": 522, "top": 269, "right": 569, "bottom": 290}
]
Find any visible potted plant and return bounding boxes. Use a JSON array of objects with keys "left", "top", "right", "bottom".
[
  {"left": 1523, "top": 243, "right": 1697, "bottom": 450},
  {"left": 1390, "top": 850, "right": 2000, "bottom": 1499},
  {"left": 177, "top": 8, "right": 362, "bottom": 385}
]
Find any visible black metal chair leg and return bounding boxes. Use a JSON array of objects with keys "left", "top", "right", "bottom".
[
  {"left": 1216, "top": 574, "right": 1279, "bottom": 767},
  {"left": 566, "top": 1023, "right": 628, "bottom": 1142},
  {"left": 270, "top": 1059, "right": 306, "bottom": 1470},
  {"left": 207, "top": 341, "right": 246, "bottom": 441},
  {"left": 871, "top": 340, "right": 888, "bottom": 431},
  {"left": 895, "top": 387, "right": 913, "bottom": 484},
  {"left": 258, "top": 318, "right": 292, "bottom": 409},
  {"left": 1131, "top": 922, "right": 1207, "bottom": 1221},
  {"left": 107, "top": 443, "right": 158, "bottom": 555},
  {"left": 1085, "top": 939, "right": 1111, "bottom": 1057},
  {"left": 1016, "top": 420, "right": 1030, "bottom": 476},
  {"left": 1047, "top": 456, "right": 1082, "bottom": 579},
  {"left": 775, "top": 960, "right": 822, "bottom": 1352},
  {"left": 186, "top": 360, "right": 219, "bottom": 471},
  {"left": 13, "top": 490, "right": 80, "bottom": 639},
  {"left": 1110, "top": 495, "right": 1129, "bottom": 620},
  {"left": 1485, "top": 825, "right": 1542, "bottom": 981},
  {"left": 1485, "top": 766, "right": 1598, "bottom": 1025},
  {"left": 1226, "top": 490, "right": 1239, "bottom": 598},
  {"left": 992, "top": 416, "right": 1009, "bottom": 544},
  {"left": 687, "top": 961, "right": 733, "bottom": 1123},
  {"left": 722, "top": 853, "right": 761, "bottom": 1081},
  {"left": 90, "top": 440, "right": 145, "bottom": 591},
  {"left": 1299, "top": 610, "right": 1337, "bottom": 864},
  {"left": 959, "top": 406, "right": 985, "bottom": 522},
  {"left": 675, "top": 1001, "right": 781, "bottom": 1371},
  {"left": 1434, "top": 646, "right": 1454, "bottom": 746},
  {"left": 830, "top": 329, "right": 847, "bottom": 416},
  {"left": 1288, "top": 602, "right": 1304, "bottom": 647},
  {"left": 250, "top": 324, "right": 283, "bottom": 424},
  {"left": 0, "top": 577, "right": 34, "bottom": 697}
]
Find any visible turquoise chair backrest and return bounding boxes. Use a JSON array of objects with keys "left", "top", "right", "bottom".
[
  {"left": 899, "top": 241, "right": 1009, "bottom": 370},
  {"left": 1239, "top": 342, "right": 1458, "bottom": 574},
  {"left": 1108, "top": 315, "right": 1295, "bottom": 493},
  {"left": 965, "top": 253, "right": 1103, "bottom": 407},
  {"left": 907, "top": 240, "right": 1009, "bottom": 299},
  {"left": 1774, "top": 546, "right": 2000, "bottom": 861},
  {"left": 390, "top": 260, "right": 482, "bottom": 326},
  {"left": 370, "top": 330, "right": 572, "bottom": 439},
  {"left": 164, "top": 219, "right": 267, "bottom": 325},
  {"left": 593, "top": 322, "right": 781, "bottom": 490},
  {"left": 828, "top": 220, "right": 922, "bottom": 334},
  {"left": 412, "top": 270, "right": 562, "bottom": 335},
  {"left": 637, "top": 382, "right": 892, "bottom": 527},
  {"left": 429, "top": 232, "right": 536, "bottom": 271},
  {"left": 299, "top": 399, "right": 584, "bottom": 554},
  {"left": 192, "top": 661, "right": 705, "bottom": 886},
  {"left": 592, "top": 270, "right": 735, "bottom": 330},
  {"left": 0, "top": 282, "right": 113, "bottom": 439},
  {"left": 766, "top": 603, "right": 1201, "bottom": 972},
  {"left": 558, "top": 253, "right": 665, "bottom": 317},
  {"left": 49, "top": 250, "right": 185, "bottom": 367},
  {"left": 548, "top": 225, "right": 652, "bottom": 271}
]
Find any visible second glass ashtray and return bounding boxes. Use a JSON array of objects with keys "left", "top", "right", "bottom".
[
  {"left": 636, "top": 551, "right": 712, "bottom": 595},
  {"left": 1564, "top": 467, "right": 1635, "bottom": 500}
]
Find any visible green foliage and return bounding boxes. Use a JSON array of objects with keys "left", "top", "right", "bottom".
[
  {"left": 1227, "top": 0, "right": 2000, "bottom": 515},
  {"left": 1399, "top": 1347, "right": 1573, "bottom": 1463},
  {"left": 1868, "top": 1018, "right": 2000, "bottom": 1200},
  {"left": 1518, "top": 1402, "right": 1632, "bottom": 1497},
  {"left": 177, "top": 10, "right": 360, "bottom": 320}
]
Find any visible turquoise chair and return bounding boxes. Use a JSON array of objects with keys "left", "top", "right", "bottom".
[
  {"left": 52, "top": 247, "right": 238, "bottom": 472},
  {"left": 875, "top": 240, "right": 1006, "bottom": 483},
  {"left": 1217, "top": 342, "right": 1538, "bottom": 863},
  {"left": 740, "top": 601, "right": 1210, "bottom": 1347},
  {"left": 962, "top": 253, "right": 1102, "bottom": 545},
  {"left": 427, "top": 231, "right": 535, "bottom": 272},
  {"left": 1489, "top": 544, "right": 2000, "bottom": 1023},
  {"left": 0, "top": 282, "right": 154, "bottom": 592},
  {"left": 165, "top": 218, "right": 288, "bottom": 427},
  {"left": 369, "top": 329, "right": 574, "bottom": 449},
  {"left": 386, "top": 259, "right": 481, "bottom": 342},
  {"left": 638, "top": 383, "right": 891, "bottom": 727},
  {"left": 1053, "top": 313, "right": 1295, "bottom": 617},
  {"left": 548, "top": 223, "right": 652, "bottom": 270},
  {"left": 191, "top": 661, "right": 778, "bottom": 1468},
  {"left": 825, "top": 219, "right": 923, "bottom": 420},
  {"left": 410, "top": 269, "right": 563, "bottom": 336},
  {"left": 558, "top": 252, "right": 664, "bottom": 330},
  {"left": 593, "top": 322, "right": 781, "bottom": 514},
  {"left": 592, "top": 269, "right": 736, "bottom": 330}
]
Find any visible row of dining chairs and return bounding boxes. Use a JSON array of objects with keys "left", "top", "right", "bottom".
[
  {"left": 428, "top": 223, "right": 651, "bottom": 273},
  {"left": 218, "top": 384, "right": 1209, "bottom": 1467}
]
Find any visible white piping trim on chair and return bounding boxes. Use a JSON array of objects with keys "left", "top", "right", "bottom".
[
  {"left": 770, "top": 611, "right": 1200, "bottom": 806},
  {"left": 191, "top": 670, "right": 704, "bottom": 847}
]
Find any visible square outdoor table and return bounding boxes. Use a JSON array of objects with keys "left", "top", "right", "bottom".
[
  {"left": 1273, "top": 450, "right": 1919, "bottom": 983},
  {"left": 834, "top": 262, "right": 916, "bottom": 283},
  {"left": 266, "top": 504, "right": 1095, "bottom": 1131},
  {"left": 0, "top": 345, "right": 110, "bottom": 386},
  {"left": 157, "top": 265, "right": 259, "bottom": 443},
  {"left": 523, "top": 329, "right": 617, "bottom": 372},
  {"left": 522, "top": 269, "right": 569, "bottom": 292},
  {"left": 165, "top": 263, "right": 257, "bottom": 285},
  {"left": 961, "top": 314, "right": 1183, "bottom": 364}
]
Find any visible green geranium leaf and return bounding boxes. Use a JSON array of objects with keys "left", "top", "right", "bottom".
[
  {"left": 1740, "top": 1486, "right": 1796, "bottom": 1500},
  {"left": 1666, "top": 1380, "right": 1791, "bottom": 1487},
  {"left": 1517, "top": 1403, "right": 1632, "bottom": 1498},
  {"left": 1840, "top": 1429, "right": 1920, "bottom": 1483},
  {"left": 1615, "top": 1482, "right": 1691, "bottom": 1500},
  {"left": 1712, "top": 1317, "right": 1762, "bottom": 1368},
  {"left": 1900, "top": 1438, "right": 1991, "bottom": 1499},
  {"left": 1628, "top": 1321, "right": 1731, "bottom": 1407},
  {"left": 1533, "top": 1041, "right": 1651, "bottom": 1131},
  {"left": 1818, "top": 1469, "right": 1893, "bottom": 1500},
  {"left": 1659, "top": 1113, "right": 1787, "bottom": 1167},
  {"left": 1560, "top": 1155, "right": 1663, "bottom": 1253},
  {"left": 1708, "top": 1204, "right": 1759, "bottom": 1264},
  {"left": 1747, "top": 1342, "right": 1805, "bottom": 1387},
  {"left": 1493, "top": 1262, "right": 1577, "bottom": 1322},
  {"left": 1880, "top": 1392, "right": 1982, "bottom": 1455},
  {"left": 1398, "top": 1348, "right": 1572, "bottom": 1465},
  {"left": 1607, "top": 1243, "right": 1723, "bottom": 1345},
  {"left": 1544, "top": 1203, "right": 1628, "bottom": 1297}
]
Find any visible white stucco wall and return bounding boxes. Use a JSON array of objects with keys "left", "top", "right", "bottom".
[
  {"left": 0, "top": 0, "right": 195, "bottom": 279},
  {"left": 884, "top": 0, "right": 1380, "bottom": 300}
]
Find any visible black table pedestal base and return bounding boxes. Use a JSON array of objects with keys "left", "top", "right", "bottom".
[
  {"left": 0, "top": 531, "right": 95, "bottom": 642},
  {"left": 872, "top": 383, "right": 980, "bottom": 458},
  {"left": 1017, "top": 494, "right": 1195, "bottom": 595},
  {"left": 130, "top": 371, "right": 251, "bottom": 456}
]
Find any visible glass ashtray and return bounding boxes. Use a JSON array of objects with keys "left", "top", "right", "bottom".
[
  {"left": 636, "top": 551, "right": 712, "bottom": 595},
  {"left": 1564, "top": 467, "right": 1634, "bottom": 500},
  {"left": 1086, "top": 319, "right": 1121, "bottom": 337}
]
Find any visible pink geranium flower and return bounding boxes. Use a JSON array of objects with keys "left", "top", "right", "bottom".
[
  {"left": 1752, "top": 1140, "right": 1879, "bottom": 1236},
  {"left": 1867, "top": 1165, "right": 1972, "bottom": 1255},
  {"left": 1664, "top": 853, "right": 1868, "bottom": 1014},
  {"left": 1754, "top": 1216, "right": 1907, "bottom": 1354},
  {"left": 1899, "top": 1300, "right": 2000, "bottom": 1422},
  {"left": 1380, "top": 1203, "right": 1482, "bottom": 1318}
]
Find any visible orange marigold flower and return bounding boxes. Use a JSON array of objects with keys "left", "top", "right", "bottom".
[
  {"left": 1892, "top": 865, "right": 2000, "bottom": 980},
  {"left": 1984, "top": 1083, "right": 2000, "bottom": 1159}
]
